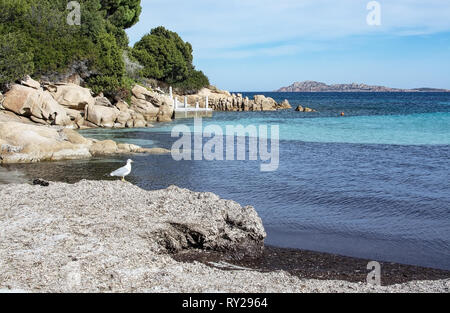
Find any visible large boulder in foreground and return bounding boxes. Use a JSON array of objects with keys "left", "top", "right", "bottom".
[{"left": 187, "top": 87, "right": 290, "bottom": 112}]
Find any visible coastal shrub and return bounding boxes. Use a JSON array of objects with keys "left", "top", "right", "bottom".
[
  {"left": 0, "top": 32, "right": 35, "bottom": 89},
  {"left": 132, "top": 26, "right": 210, "bottom": 93}
]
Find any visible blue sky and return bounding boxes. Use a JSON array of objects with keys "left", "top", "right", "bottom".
[{"left": 126, "top": 0, "right": 450, "bottom": 91}]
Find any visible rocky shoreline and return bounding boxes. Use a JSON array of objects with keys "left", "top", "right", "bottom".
[
  {"left": 0, "top": 180, "right": 448, "bottom": 293},
  {"left": 277, "top": 80, "right": 450, "bottom": 92},
  {"left": 0, "top": 76, "right": 292, "bottom": 164},
  {"left": 0, "top": 120, "right": 170, "bottom": 164},
  {"left": 0, "top": 77, "right": 176, "bottom": 128},
  {"left": 0, "top": 76, "right": 292, "bottom": 130},
  {"left": 186, "top": 87, "right": 291, "bottom": 112}
]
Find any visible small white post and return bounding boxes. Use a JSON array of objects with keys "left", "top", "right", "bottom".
[
  {"left": 184, "top": 96, "right": 188, "bottom": 108},
  {"left": 174, "top": 97, "right": 178, "bottom": 109},
  {"left": 169, "top": 86, "right": 173, "bottom": 98},
  {"left": 205, "top": 96, "right": 209, "bottom": 109},
  {"left": 196, "top": 102, "right": 199, "bottom": 109}
]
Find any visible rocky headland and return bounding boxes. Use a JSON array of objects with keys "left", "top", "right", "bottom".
[
  {"left": 277, "top": 81, "right": 450, "bottom": 92},
  {"left": 0, "top": 180, "right": 448, "bottom": 293}
]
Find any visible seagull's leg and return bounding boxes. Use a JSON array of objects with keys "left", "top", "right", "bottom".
[{"left": 121, "top": 177, "right": 125, "bottom": 182}]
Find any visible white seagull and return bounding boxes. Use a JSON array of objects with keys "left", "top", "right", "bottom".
[{"left": 110, "top": 159, "right": 134, "bottom": 182}]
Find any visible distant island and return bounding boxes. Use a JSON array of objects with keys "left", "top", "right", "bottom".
[{"left": 276, "top": 81, "right": 449, "bottom": 92}]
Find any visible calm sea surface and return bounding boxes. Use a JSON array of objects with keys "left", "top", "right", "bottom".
[{"left": 2, "top": 92, "right": 449, "bottom": 270}]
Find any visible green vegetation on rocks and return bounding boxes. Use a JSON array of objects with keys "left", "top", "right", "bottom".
[{"left": 0, "top": 0, "right": 208, "bottom": 97}]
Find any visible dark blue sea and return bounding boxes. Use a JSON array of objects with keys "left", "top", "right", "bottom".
[{"left": 4, "top": 92, "right": 449, "bottom": 269}]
